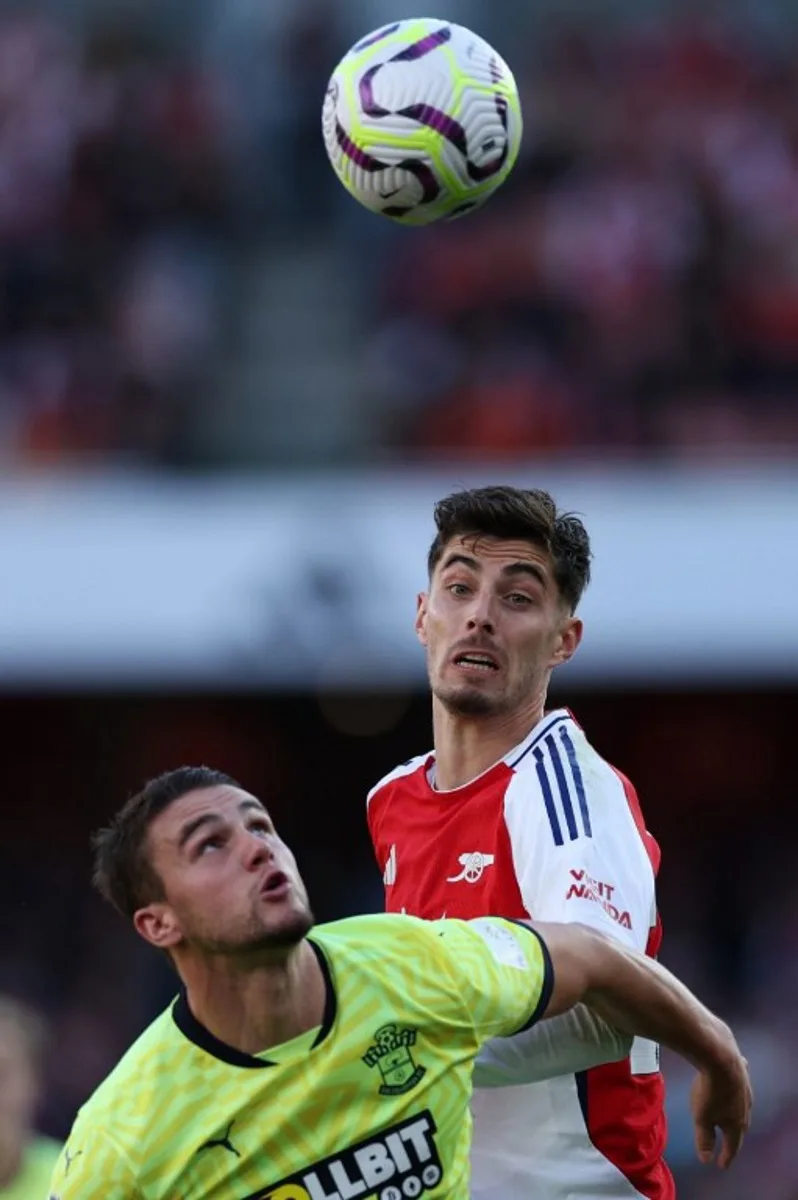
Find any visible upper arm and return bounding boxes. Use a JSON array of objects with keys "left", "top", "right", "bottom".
[
  {"left": 523, "top": 920, "right": 609, "bottom": 1019},
  {"left": 49, "top": 1125, "right": 140, "bottom": 1199},
  {"left": 430, "top": 917, "right": 554, "bottom": 1041},
  {"left": 504, "top": 734, "right": 656, "bottom": 951}
]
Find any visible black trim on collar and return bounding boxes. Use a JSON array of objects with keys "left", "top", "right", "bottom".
[
  {"left": 172, "top": 991, "right": 276, "bottom": 1068},
  {"left": 307, "top": 937, "right": 337, "bottom": 1047},
  {"left": 171, "top": 939, "right": 336, "bottom": 1067}
]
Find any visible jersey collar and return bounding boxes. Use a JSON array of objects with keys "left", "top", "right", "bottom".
[
  {"left": 425, "top": 708, "right": 574, "bottom": 790},
  {"left": 502, "top": 708, "right": 573, "bottom": 769},
  {"left": 171, "top": 940, "right": 336, "bottom": 1068}
]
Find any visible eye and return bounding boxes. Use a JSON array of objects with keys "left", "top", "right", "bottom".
[
  {"left": 447, "top": 582, "right": 471, "bottom": 597},
  {"left": 198, "top": 835, "right": 224, "bottom": 855},
  {"left": 250, "top": 821, "right": 273, "bottom": 839},
  {"left": 506, "top": 592, "right": 533, "bottom": 606}
]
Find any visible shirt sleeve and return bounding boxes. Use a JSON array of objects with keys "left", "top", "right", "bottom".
[
  {"left": 473, "top": 1003, "right": 633, "bottom": 1086},
  {"left": 48, "top": 1124, "right": 141, "bottom": 1199},
  {"left": 504, "top": 739, "right": 656, "bottom": 952},
  {"left": 430, "top": 916, "right": 554, "bottom": 1041}
]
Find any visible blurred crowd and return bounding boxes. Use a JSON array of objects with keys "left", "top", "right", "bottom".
[
  {"left": 370, "top": 19, "right": 798, "bottom": 460},
  {"left": 2, "top": 5, "right": 798, "bottom": 467},
  {"left": 0, "top": 11, "right": 239, "bottom": 466}
]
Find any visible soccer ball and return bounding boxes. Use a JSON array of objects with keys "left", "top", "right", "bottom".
[{"left": 322, "top": 18, "right": 522, "bottom": 225}]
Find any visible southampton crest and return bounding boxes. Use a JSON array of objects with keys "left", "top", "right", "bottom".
[{"left": 363, "top": 1023, "right": 426, "bottom": 1095}]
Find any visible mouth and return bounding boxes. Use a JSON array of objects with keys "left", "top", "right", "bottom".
[
  {"left": 260, "top": 870, "right": 290, "bottom": 901},
  {"left": 452, "top": 650, "right": 500, "bottom": 674}
]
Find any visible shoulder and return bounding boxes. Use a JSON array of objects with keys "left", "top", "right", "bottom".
[
  {"left": 312, "top": 914, "right": 462, "bottom": 977},
  {"left": 311, "top": 915, "right": 465, "bottom": 1005},
  {"left": 313, "top": 913, "right": 534, "bottom": 970},
  {"left": 505, "top": 711, "right": 648, "bottom": 847},
  {"left": 312, "top": 912, "right": 434, "bottom": 952},
  {"left": 366, "top": 753, "right": 431, "bottom": 807},
  {"left": 71, "top": 1006, "right": 182, "bottom": 1138},
  {"left": 507, "top": 710, "right": 612, "bottom": 798}
]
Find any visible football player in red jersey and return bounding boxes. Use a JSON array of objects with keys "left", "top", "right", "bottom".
[{"left": 369, "top": 485, "right": 689, "bottom": 1200}]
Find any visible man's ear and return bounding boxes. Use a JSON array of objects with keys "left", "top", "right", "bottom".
[
  {"left": 549, "top": 617, "right": 583, "bottom": 668},
  {"left": 415, "top": 591, "right": 429, "bottom": 647},
  {"left": 133, "top": 903, "right": 183, "bottom": 951}
]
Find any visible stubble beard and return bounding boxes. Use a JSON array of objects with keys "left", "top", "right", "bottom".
[
  {"left": 190, "top": 904, "right": 315, "bottom": 958},
  {"left": 433, "top": 679, "right": 509, "bottom": 718}
]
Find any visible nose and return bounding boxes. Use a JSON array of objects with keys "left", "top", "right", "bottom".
[
  {"left": 466, "top": 591, "right": 496, "bottom": 635},
  {"left": 242, "top": 831, "right": 273, "bottom": 872}
]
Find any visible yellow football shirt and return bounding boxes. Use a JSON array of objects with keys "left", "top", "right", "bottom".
[{"left": 49, "top": 913, "right": 552, "bottom": 1199}]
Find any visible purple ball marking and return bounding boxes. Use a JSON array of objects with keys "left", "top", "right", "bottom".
[
  {"left": 358, "top": 26, "right": 451, "bottom": 122},
  {"left": 379, "top": 158, "right": 441, "bottom": 218},
  {"left": 345, "top": 23, "right": 515, "bottom": 214},
  {"left": 466, "top": 95, "right": 510, "bottom": 181},
  {"left": 335, "top": 122, "right": 438, "bottom": 215},
  {"left": 353, "top": 23, "right": 401, "bottom": 53},
  {"left": 335, "top": 121, "right": 385, "bottom": 172},
  {"left": 391, "top": 26, "right": 451, "bottom": 62},
  {"left": 400, "top": 158, "right": 440, "bottom": 204},
  {"left": 359, "top": 64, "right": 390, "bottom": 117},
  {"left": 398, "top": 103, "right": 468, "bottom": 156}
]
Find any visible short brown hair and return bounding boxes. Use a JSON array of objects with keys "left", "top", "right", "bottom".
[
  {"left": 92, "top": 766, "right": 240, "bottom": 919},
  {"left": 427, "top": 485, "right": 592, "bottom": 613}
]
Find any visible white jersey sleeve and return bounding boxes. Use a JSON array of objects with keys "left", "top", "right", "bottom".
[
  {"left": 504, "top": 720, "right": 655, "bottom": 950},
  {"left": 474, "top": 717, "right": 658, "bottom": 1089},
  {"left": 473, "top": 1003, "right": 633, "bottom": 1086}
]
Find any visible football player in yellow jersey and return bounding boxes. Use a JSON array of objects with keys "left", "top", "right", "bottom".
[
  {"left": 50, "top": 766, "right": 751, "bottom": 1200},
  {"left": 0, "top": 996, "right": 61, "bottom": 1200}
]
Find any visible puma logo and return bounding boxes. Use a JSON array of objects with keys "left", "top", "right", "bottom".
[
  {"left": 64, "top": 1148, "right": 83, "bottom": 1176},
  {"left": 197, "top": 1120, "right": 240, "bottom": 1158}
]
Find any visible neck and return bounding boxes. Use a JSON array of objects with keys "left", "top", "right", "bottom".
[
  {"left": 179, "top": 940, "right": 325, "bottom": 1055},
  {"left": 431, "top": 696, "right": 548, "bottom": 791}
]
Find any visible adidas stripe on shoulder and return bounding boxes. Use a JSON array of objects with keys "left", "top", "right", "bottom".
[{"left": 510, "top": 718, "right": 593, "bottom": 845}]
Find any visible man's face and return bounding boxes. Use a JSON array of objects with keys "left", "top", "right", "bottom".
[
  {"left": 416, "top": 535, "right": 582, "bottom": 718},
  {"left": 134, "top": 787, "right": 313, "bottom": 959}
]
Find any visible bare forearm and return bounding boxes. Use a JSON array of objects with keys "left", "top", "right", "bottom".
[
  {"left": 547, "top": 922, "right": 735, "bottom": 1071},
  {"left": 526, "top": 922, "right": 751, "bottom": 1168}
]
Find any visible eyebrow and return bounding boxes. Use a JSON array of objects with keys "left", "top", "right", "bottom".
[
  {"left": 177, "top": 799, "right": 267, "bottom": 850},
  {"left": 439, "top": 553, "right": 548, "bottom": 589}
]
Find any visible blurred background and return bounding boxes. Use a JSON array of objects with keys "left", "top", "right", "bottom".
[{"left": 1, "top": 0, "right": 797, "bottom": 1196}]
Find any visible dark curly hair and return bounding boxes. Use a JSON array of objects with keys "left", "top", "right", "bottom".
[{"left": 427, "top": 485, "right": 592, "bottom": 613}]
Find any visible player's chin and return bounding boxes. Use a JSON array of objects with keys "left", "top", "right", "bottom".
[
  {"left": 260, "top": 902, "right": 312, "bottom": 940},
  {"left": 263, "top": 907, "right": 314, "bottom": 948},
  {"left": 437, "top": 681, "right": 503, "bottom": 717}
]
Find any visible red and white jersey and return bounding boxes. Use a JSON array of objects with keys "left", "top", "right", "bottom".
[{"left": 367, "top": 708, "right": 673, "bottom": 1200}]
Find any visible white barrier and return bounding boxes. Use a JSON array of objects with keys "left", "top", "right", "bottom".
[{"left": 2, "top": 464, "right": 796, "bottom": 686}]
